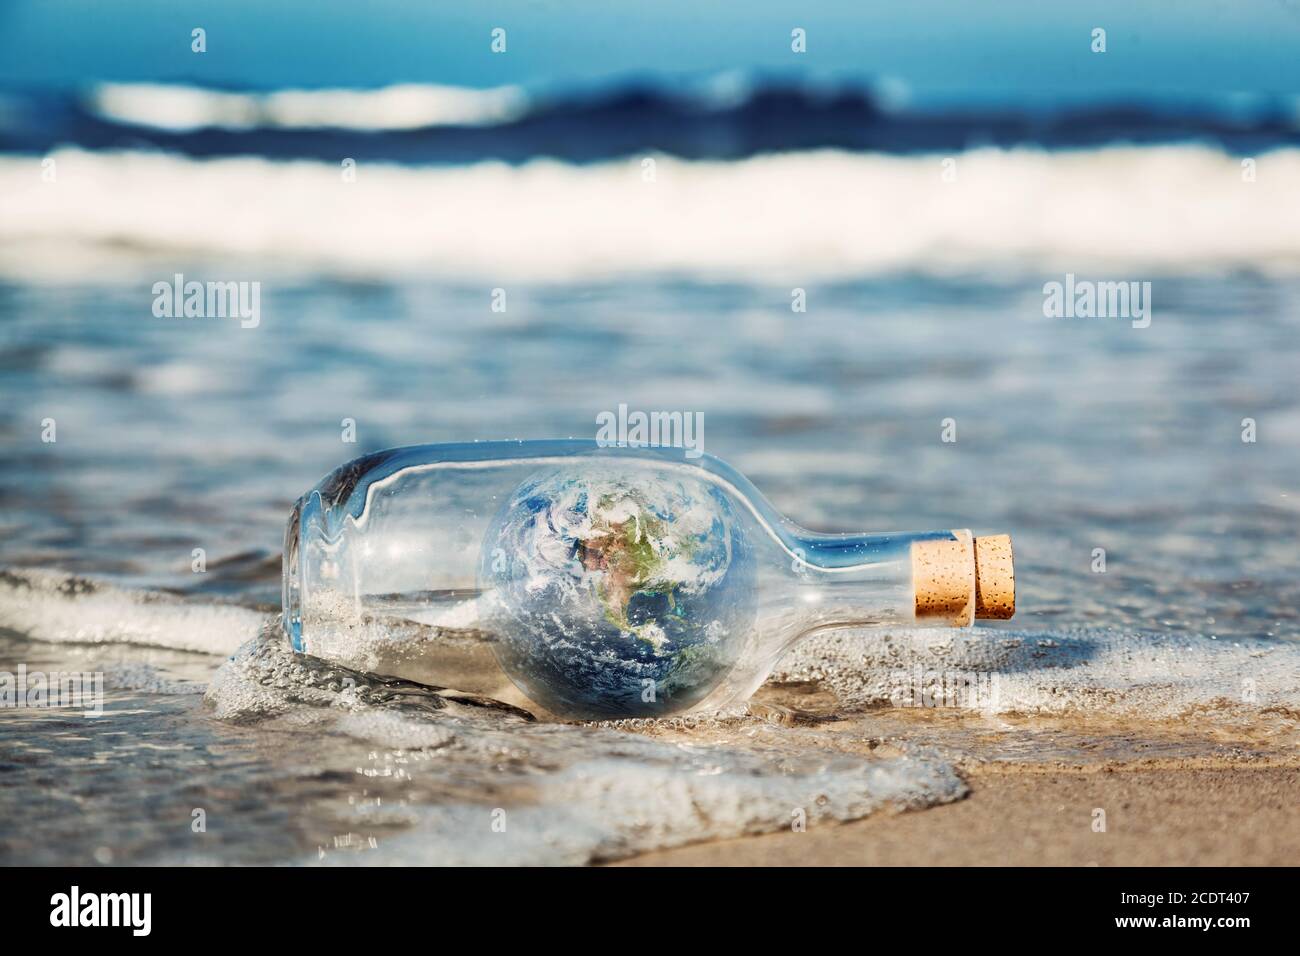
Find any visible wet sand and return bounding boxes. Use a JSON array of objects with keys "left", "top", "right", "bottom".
[
  {"left": 614, "top": 683, "right": 1300, "bottom": 866},
  {"left": 616, "top": 763, "right": 1300, "bottom": 866}
]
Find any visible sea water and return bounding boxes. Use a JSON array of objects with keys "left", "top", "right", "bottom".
[{"left": 2, "top": 82, "right": 1300, "bottom": 865}]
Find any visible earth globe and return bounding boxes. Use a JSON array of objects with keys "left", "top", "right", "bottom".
[{"left": 478, "top": 466, "right": 756, "bottom": 718}]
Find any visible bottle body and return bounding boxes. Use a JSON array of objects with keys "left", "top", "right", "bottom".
[{"left": 283, "top": 440, "right": 1012, "bottom": 718}]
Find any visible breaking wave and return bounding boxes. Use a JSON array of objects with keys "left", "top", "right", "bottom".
[
  {"left": 3, "top": 145, "right": 1299, "bottom": 282},
  {"left": 2, "top": 77, "right": 1297, "bottom": 162},
  {"left": 88, "top": 82, "right": 531, "bottom": 132}
]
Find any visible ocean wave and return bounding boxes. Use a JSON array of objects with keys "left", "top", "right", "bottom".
[
  {"left": 0, "top": 78, "right": 1296, "bottom": 164},
  {"left": 89, "top": 82, "right": 530, "bottom": 132},
  {"left": 0, "top": 568, "right": 264, "bottom": 656},
  {"left": 2, "top": 145, "right": 1299, "bottom": 281}
]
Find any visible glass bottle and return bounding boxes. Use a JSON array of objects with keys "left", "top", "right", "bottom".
[{"left": 283, "top": 440, "right": 1014, "bottom": 719}]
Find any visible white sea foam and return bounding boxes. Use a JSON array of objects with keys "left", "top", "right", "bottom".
[
  {"left": 342, "top": 755, "right": 965, "bottom": 866},
  {"left": 773, "top": 625, "right": 1300, "bottom": 720},
  {"left": 204, "top": 624, "right": 966, "bottom": 865},
  {"left": 0, "top": 569, "right": 265, "bottom": 656},
  {"left": 89, "top": 82, "right": 530, "bottom": 132},
  {"left": 3, "top": 146, "right": 1298, "bottom": 282}
]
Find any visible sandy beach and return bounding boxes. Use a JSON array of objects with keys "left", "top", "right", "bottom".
[
  {"left": 615, "top": 682, "right": 1300, "bottom": 866},
  {"left": 619, "top": 763, "right": 1300, "bottom": 866}
]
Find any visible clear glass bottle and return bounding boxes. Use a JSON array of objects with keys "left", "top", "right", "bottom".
[{"left": 283, "top": 440, "right": 1014, "bottom": 719}]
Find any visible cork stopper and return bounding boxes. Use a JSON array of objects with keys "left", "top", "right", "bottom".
[
  {"left": 973, "top": 534, "right": 1015, "bottom": 619},
  {"left": 911, "top": 530, "right": 975, "bottom": 626},
  {"left": 912, "top": 531, "right": 1016, "bottom": 625}
]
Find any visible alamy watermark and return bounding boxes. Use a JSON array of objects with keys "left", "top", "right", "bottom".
[
  {"left": 1043, "top": 273, "right": 1151, "bottom": 329},
  {"left": 886, "top": 667, "right": 1000, "bottom": 711},
  {"left": 152, "top": 273, "right": 260, "bottom": 328},
  {"left": 0, "top": 664, "right": 103, "bottom": 716},
  {"left": 50, "top": 886, "right": 150, "bottom": 936},
  {"left": 595, "top": 403, "right": 704, "bottom": 459}
]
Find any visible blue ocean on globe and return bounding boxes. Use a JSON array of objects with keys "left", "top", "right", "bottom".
[{"left": 478, "top": 467, "right": 756, "bottom": 718}]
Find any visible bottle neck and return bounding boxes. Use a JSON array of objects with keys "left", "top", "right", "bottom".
[{"left": 782, "top": 528, "right": 979, "bottom": 637}]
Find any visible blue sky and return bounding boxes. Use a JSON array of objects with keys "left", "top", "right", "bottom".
[{"left": 2, "top": 0, "right": 1298, "bottom": 105}]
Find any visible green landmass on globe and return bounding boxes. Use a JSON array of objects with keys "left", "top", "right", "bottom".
[
  {"left": 574, "top": 496, "right": 696, "bottom": 651},
  {"left": 479, "top": 467, "right": 757, "bottom": 717}
]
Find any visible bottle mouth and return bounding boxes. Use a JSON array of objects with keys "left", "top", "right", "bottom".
[{"left": 912, "top": 531, "right": 1015, "bottom": 624}]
